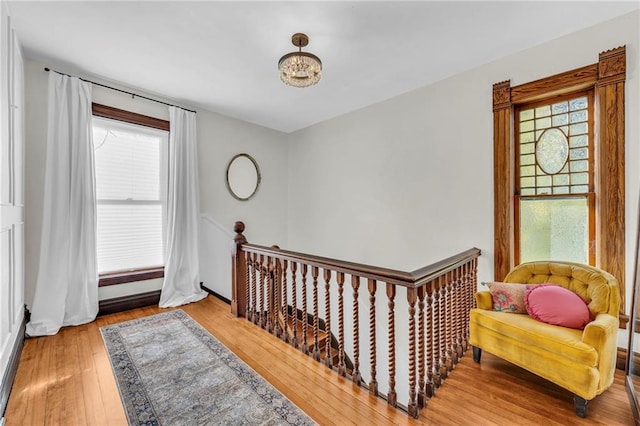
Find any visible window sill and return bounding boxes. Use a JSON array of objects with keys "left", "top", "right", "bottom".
[{"left": 98, "top": 267, "right": 164, "bottom": 287}]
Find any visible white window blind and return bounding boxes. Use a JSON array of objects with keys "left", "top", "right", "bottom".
[{"left": 92, "top": 116, "right": 168, "bottom": 274}]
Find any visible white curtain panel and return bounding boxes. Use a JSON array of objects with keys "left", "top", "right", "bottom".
[
  {"left": 160, "top": 107, "right": 206, "bottom": 307},
  {"left": 26, "top": 73, "right": 98, "bottom": 336}
]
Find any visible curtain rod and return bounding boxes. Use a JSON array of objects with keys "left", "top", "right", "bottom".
[{"left": 44, "top": 67, "right": 197, "bottom": 114}]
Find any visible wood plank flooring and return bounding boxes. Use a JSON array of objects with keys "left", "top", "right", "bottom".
[{"left": 4, "top": 295, "right": 634, "bottom": 425}]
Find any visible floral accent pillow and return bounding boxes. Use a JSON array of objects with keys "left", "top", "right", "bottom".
[{"left": 486, "top": 282, "right": 530, "bottom": 314}]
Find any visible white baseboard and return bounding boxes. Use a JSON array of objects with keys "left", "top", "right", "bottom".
[{"left": 1, "top": 416, "right": 6, "bottom": 425}]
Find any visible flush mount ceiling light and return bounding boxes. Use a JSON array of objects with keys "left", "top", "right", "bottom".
[{"left": 278, "top": 33, "right": 322, "bottom": 88}]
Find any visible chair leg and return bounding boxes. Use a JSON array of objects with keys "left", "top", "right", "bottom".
[
  {"left": 472, "top": 346, "right": 481, "bottom": 363},
  {"left": 573, "top": 395, "right": 588, "bottom": 418}
]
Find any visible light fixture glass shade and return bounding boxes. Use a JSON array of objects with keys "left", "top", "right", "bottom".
[
  {"left": 278, "top": 33, "right": 322, "bottom": 88},
  {"left": 278, "top": 52, "right": 322, "bottom": 87}
]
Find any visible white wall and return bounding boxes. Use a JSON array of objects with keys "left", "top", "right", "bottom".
[
  {"left": 197, "top": 102, "right": 288, "bottom": 248},
  {"left": 23, "top": 59, "right": 288, "bottom": 304},
  {"left": 285, "top": 10, "right": 639, "bottom": 402},
  {"left": 287, "top": 10, "right": 639, "bottom": 307},
  {"left": 198, "top": 214, "right": 233, "bottom": 300},
  {"left": 21, "top": 12, "right": 636, "bottom": 306}
]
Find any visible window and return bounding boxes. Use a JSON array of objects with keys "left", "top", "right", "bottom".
[
  {"left": 92, "top": 104, "right": 169, "bottom": 285},
  {"left": 514, "top": 92, "right": 595, "bottom": 265},
  {"left": 492, "top": 46, "right": 626, "bottom": 323}
]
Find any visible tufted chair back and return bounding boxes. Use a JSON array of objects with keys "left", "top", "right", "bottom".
[{"left": 504, "top": 261, "right": 620, "bottom": 318}]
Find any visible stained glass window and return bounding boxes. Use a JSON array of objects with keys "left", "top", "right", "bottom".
[
  {"left": 515, "top": 91, "right": 594, "bottom": 265},
  {"left": 518, "top": 95, "right": 591, "bottom": 196}
]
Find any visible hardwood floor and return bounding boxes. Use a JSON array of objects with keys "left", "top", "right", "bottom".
[{"left": 4, "top": 295, "right": 633, "bottom": 425}]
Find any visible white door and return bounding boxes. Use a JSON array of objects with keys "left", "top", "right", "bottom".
[{"left": 0, "top": 2, "right": 24, "bottom": 405}]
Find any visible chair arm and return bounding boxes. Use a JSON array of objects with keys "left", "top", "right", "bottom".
[
  {"left": 475, "top": 291, "right": 493, "bottom": 310},
  {"left": 582, "top": 313, "right": 618, "bottom": 348},
  {"left": 582, "top": 313, "right": 618, "bottom": 389}
]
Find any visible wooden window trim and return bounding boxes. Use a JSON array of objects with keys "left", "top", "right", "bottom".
[
  {"left": 93, "top": 103, "right": 170, "bottom": 287},
  {"left": 510, "top": 64, "right": 599, "bottom": 104},
  {"left": 493, "top": 46, "right": 626, "bottom": 325},
  {"left": 92, "top": 103, "right": 170, "bottom": 131},
  {"left": 98, "top": 267, "right": 164, "bottom": 287}
]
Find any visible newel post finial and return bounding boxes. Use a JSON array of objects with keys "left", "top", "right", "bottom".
[
  {"left": 231, "top": 221, "right": 247, "bottom": 317},
  {"left": 234, "top": 221, "right": 247, "bottom": 244}
]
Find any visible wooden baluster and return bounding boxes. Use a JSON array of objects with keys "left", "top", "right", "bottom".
[
  {"left": 387, "top": 283, "right": 397, "bottom": 407},
  {"left": 312, "top": 266, "right": 321, "bottom": 361},
  {"left": 458, "top": 264, "right": 465, "bottom": 349},
  {"left": 445, "top": 271, "right": 454, "bottom": 371},
  {"left": 438, "top": 276, "right": 448, "bottom": 379},
  {"left": 417, "top": 286, "right": 427, "bottom": 408},
  {"left": 281, "top": 259, "right": 289, "bottom": 343},
  {"left": 259, "top": 254, "right": 266, "bottom": 329},
  {"left": 468, "top": 260, "right": 476, "bottom": 345},
  {"left": 231, "top": 221, "right": 247, "bottom": 317},
  {"left": 459, "top": 263, "right": 468, "bottom": 351},
  {"left": 466, "top": 263, "right": 472, "bottom": 344},
  {"left": 454, "top": 266, "right": 464, "bottom": 360},
  {"left": 251, "top": 253, "right": 258, "bottom": 324},
  {"left": 267, "top": 256, "right": 275, "bottom": 334},
  {"left": 323, "top": 269, "right": 333, "bottom": 368},
  {"left": 351, "top": 275, "right": 362, "bottom": 385},
  {"left": 276, "top": 258, "right": 284, "bottom": 338},
  {"left": 449, "top": 267, "right": 457, "bottom": 360},
  {"left": 464, "top": 263, "right": 471, "bottom": 347},
  {"left": 337, "top": 272, "right": 346, "bottom": 376},
  {"left": 442, "top": 272, "right": 451, "bottom": 371},
  {"left": 301, "top": 264, "right": 309, "bottom": 354},
  {"left": 451, "top": 271, "right": 458, "bottom": 365},
  {"left": 407, "top": 287, "right": 418, "bottom": 417},
  {"left": 452, "top": 269, "right": 460, "bottom": 362},
  {"left": 244, "top": 251, "right": 251, "bottom": 320},
  {"left": 472, "top": 258, "right": 479, "bottom": 307},
  {"left": 368, "top": 279, "right": 378, "bottom": 396},
  {"left": 431, "top": 280, "right": 442, "bottom": 388},
  {"left": 425, "top": 283, "right": 435, "bottom": 397},
  {"left": 464, "top": 259, "right": 478, "bottom": 349},
  {"left": 291, "top": 262, "right": 298, "bottom": 348}
]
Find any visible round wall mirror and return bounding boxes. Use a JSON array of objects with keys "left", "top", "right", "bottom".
[{"left": 226, "top": 153, "right": 261, "bottom": 201}]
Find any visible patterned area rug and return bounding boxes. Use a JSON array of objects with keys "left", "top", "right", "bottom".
[{"left": 101, "top": 309, "right": 315, "bottom": 426}]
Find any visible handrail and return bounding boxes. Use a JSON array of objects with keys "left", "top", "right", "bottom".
[
  {"left": 241, "top": 243, "right": 480, "bottom": 288},
  {"left": 409, "top": 247, "right": 481, "bottom": 286}
]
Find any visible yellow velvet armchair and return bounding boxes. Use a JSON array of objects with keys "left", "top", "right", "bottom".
[{"left": 469, "top": 261, "right": 620, "bottom": 418}]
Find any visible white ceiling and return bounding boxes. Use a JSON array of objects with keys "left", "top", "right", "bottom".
[{"left": 6, "top": 1, "right": 640, "bottom": 133}]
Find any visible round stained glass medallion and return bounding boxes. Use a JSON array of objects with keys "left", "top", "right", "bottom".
[{"left": 536, "top": 128, "right": 569, "bottom": 175}]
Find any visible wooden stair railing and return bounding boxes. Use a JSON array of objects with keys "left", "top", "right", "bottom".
[
  {"left": 249, "top": 256, "right": 353, "bottom": 372},
  {"left": 230, "top": 221, "right": 481, "bottom": 418}
]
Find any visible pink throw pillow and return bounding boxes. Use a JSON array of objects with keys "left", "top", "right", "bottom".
[{"left": 524, "top": 285, "right": 592, "bottom": 329}]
